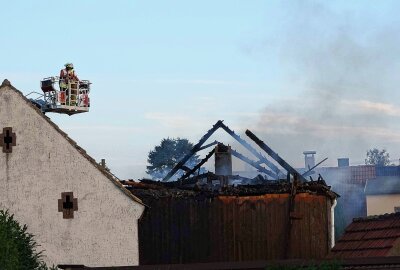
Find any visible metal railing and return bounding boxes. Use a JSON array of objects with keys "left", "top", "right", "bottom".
[{"left": 40, "top": 76, "right": 91, "bottom": 112}]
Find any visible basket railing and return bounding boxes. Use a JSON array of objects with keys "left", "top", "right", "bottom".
[{"left": 40, "top": 76, "right": 90, "bottom": 109}]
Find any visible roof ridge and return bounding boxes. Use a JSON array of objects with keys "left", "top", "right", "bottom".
[
  {"left": 338, "top": 236, "right": 399, "bottom": 242},
  {"left": 346, "top": 226, "right": 400, "bottom": 232},
  {"left": 345, "top": 228, "right": 400, "bottom": 233},
  {"left": 1, "top": 79, "right": 144, "bottom": 206},
  {"left": 353, "top": 212, "right": 400, "bottom": 222},
  {"left": 333, "top": 246, "right": 393, "bottom": 251},
  {"left": 1, "top": 79, "right": 11, "bottom": 87}
]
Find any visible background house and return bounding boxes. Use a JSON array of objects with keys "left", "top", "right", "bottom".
[
  {"left": 302, "top": 155, "right": 400, "bottom": 239},
  {"left": 365, "top": 176, "right": 400, "bottom": 216},
  {"left": 0, "top": 80, "right": 145, "bottom": 267}
]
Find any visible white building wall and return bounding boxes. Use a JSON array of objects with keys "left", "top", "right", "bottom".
[
  {"left": 0, "top": 83, "right": 144, "bottom": 267},
  {"left": 366, "top": 194, "right": 400, "bottom": 216}
]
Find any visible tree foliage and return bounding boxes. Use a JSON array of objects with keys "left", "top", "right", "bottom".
[
  {"left": 146, "top": 138, "right": 201, "bottom": 179},
  {"left": 0, "top": 209, "right": 55, "bottom": 270},
  {"left": 365, "top": 148, "right": 391, "bottom": 166}
]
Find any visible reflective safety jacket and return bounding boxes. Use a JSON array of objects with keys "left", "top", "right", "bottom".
[{"left": 60, "top": 68, "right": 79, "bottom": 81}]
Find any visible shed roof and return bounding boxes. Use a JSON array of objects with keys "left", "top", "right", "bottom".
[
  {"left": 0, "top": 79, "right": 144, "bottom": 206},
  {"left": 330, "top": 212, "right": 400, "bottom": 258},
  {"left": 365, "top": 176, "right": 400, "bottom": 195}
]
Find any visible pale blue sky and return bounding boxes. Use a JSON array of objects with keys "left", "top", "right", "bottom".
[{"left": 2, "top": 1, "right": 400, "bottom": 179}]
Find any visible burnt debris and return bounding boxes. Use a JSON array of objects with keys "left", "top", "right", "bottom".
[
  {"left": 160, "top": 120, "right": 313, "bottom": 184},
  {"left": 121, "top": 176, "right": 338, "bottom": 200},
  {"left": 162, "top": 121, "right": 286, "bottom": 182},
  {"left": 127, "top": 121, "right": 339, "bottom": 264}
]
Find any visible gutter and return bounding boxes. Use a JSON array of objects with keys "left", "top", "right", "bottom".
[{"left": 331, "top": 198, "right": 337, "bottom": 248}]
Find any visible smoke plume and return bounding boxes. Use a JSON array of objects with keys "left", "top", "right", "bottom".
[{"left": 244, "top": 1, "right": 400, "bottom": 167}]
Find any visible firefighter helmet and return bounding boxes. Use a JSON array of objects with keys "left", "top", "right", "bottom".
[{"left": 65, "top": 63, "right": 74, "bottom": 69}]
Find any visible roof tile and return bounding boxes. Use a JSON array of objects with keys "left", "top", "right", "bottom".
[
  {"left": 331, "top": 212, "right": 400, "bottom": 258},
  {"left": 363, "top": 228, "right": 400, "bottom": 239},
  {"left": 358, "top": 238, "right": 395, "bottom": 249},
  {"left": 333, "top": 241, "right": 361, "bottom": 251},
  {"left": 341, "top": 231, "right": 366, "bottom": 241}
]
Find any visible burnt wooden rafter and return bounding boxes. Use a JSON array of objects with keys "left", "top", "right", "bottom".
[
  {"left": 219, "top": 123, "right": 282, "bottom": 177},
  {"left": 163, "top": 121, "right": 283, "bottom": 182},
  {"left": 162, "top": 121, "right": 224, "bottom": 181},
  {"left": 179, "top": 148, "right": 216, "bottom": 181},
  {"left": 245, "top": 129, "right": 307, "bottom": 183},
  {"left": 163, "top": 121, "right": 310, "bottom": 182},
  {"left": 230, "top": 149, "right": 276, "bottom": 178}
]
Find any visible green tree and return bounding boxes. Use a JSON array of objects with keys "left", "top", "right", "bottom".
[
  {"left": 0, "top": 209, "right": 55, "bottom": 270},
  {"left": 365, "top": 148, "right": 391, "bottom": 166},
  {"left": 146, "top": 138, "right": 202, "bottom": 179}
]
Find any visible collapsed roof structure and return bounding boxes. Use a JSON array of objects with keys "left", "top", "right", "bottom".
[
  {"left": 159, "top": 120, "right": 320, "bottom": 185},
  {"left": 122, "top": 121, "right": 339, "bottom": 264}
]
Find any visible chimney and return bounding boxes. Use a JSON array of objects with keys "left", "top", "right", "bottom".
[
  {"left": 303, "top": 151, "right": 316, "bottom": 170},
  {"left": 101, "top": 159, "right": 106, "bottom": 168},
  {"left": 215, "top": 143, "right": 232, "bottom": 176},
  {"left": 338, "top": 158, "right": 349, "bottom": 167}
]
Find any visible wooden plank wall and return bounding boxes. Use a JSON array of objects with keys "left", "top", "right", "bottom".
[{"left": 138, "top": 193, "right": 331, "bottom": 265}]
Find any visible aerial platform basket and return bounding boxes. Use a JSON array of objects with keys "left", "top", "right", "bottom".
[{"left": 35, "top": 76, "right": 91, "bottom": 115}]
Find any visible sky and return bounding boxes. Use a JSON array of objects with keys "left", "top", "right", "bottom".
[{"left": 1, "top": 1, "right": 400, "bottom": 179}]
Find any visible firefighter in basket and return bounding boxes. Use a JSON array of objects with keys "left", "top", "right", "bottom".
[{"left": 59, "top": 63, "right": 80, "bottom": 105}]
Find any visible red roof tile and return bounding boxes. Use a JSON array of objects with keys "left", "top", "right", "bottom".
[
  {"left": 350, "top": 166, "right": 376, "bottom": 184},
  {"left": 364, "top": 228, "right": 400, "bottom": 239},
  {"left": 331, "top": 212, "right": 400, "bottom": 258},
  {"left": 341, "top": 231, "right": 366, "bottom": 241},
  {"left": 332, "top": 241, "right": 361, "bottom": 251}
]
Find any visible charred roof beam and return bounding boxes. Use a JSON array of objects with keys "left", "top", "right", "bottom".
[
  {"left": 162, "top": 120, "right": 223, "bottom": 181},
  {"left": 197, "top": 140, "right": 219, "bottom": 152},
  {"left": 245, "top": 129, "right": 307, "bottom": 183},
  {"left": 163, "top": 120, "right": 289, "bottom": 182},
  {"left": 179, "top": 148, "right": 216, "bottom": 181},
  {"left": 219, "top": 122, "right": 283, "bottom": 177},
  {"left": 231, "top": 149, "right": 277, "bottom": 179},
  {"left": 180, "top": 165, "right": 191, "bottom": 172}
]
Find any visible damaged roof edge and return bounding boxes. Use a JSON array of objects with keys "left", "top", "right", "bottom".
[
  {"left": 0, "top": 79, "right": 144, "bottom": 207},
  {"left": 123, "top": 178, "right": 339, "bottom": 201}
]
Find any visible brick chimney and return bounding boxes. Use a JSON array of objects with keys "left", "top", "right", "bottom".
[{"left": 215, "top": 143, "right": 232, "bottom": 176}]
